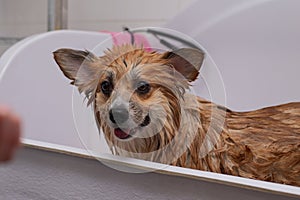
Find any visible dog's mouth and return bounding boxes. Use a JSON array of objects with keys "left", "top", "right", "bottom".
[
  {"left": 114, "top": 115, "right": 151, "bottom": 140},
  {"left": 114, "top": 128, "right": 136, "bottom": 140}
]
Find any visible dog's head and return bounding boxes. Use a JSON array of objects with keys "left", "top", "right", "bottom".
[{"left": 53, "top": 45, "right": 204, "bottom": 155}]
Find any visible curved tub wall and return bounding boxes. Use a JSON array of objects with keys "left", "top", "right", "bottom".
[{"left": 0, "top": 30, "right": 112, "bottom": 153}]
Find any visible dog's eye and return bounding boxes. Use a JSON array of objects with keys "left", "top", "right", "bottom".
[
  {"left": 136, "top": 81, "right": 150, "bottom": 94},
  {"left": 101, "top": 81, "right": 112, "bottom": 95}
]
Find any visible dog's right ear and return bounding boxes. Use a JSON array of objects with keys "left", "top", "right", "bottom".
[
  {"left": 163, "top": 48, "right": 205, "bottom": 82},
  {"left": 53, "top": 48, "right": 100, "bottom": 94}
]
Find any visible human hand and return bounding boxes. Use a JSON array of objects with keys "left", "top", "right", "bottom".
[{"left": 0, "top": 106, "right": 21, "bottom": 162}]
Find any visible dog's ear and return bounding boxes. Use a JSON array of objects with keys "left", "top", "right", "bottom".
[
  {"left": 53, "top": 48, "right": 98, "bottom": 83},
  {"left": 53, "top": 48, "right": 100, "bottom": 94},
  {"left": 163, "top": 48, "right": 205, "bottom": 82}
]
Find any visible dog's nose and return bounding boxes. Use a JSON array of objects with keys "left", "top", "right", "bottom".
[{"left": 109, "top": 107, "right": 129, "bottom": 124}]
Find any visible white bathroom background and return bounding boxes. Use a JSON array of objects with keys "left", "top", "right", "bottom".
[{"left": 0, "top": 0, "right": 196, "bottom": 55}]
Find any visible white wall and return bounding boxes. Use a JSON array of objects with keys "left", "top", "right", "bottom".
[
  {"left": 0, "top": 0, "right": 47, "bottom": 37},
  {"left": 166, "top": 0, "right": 300, "bottom": 111},
  {"left": 68, "top": 0, "right": 196, "bottom": 31},
  {"left": 0, "top": 0, "right": 196, "bottom": 54}
]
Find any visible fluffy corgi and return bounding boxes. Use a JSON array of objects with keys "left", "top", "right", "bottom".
[{"left": 54, "top": 45, "right": 300, "bottom": 186}]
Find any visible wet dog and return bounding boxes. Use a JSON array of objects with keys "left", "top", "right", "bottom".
[{"left": 54, "top": 44, "right": 300, "bottom": 186}]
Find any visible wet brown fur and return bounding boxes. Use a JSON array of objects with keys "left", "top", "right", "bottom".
[{"left": 54, "top": 44, "right": 300, "bottom": 186}]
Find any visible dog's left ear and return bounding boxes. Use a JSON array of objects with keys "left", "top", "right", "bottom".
[{"left": 163, "top": 48, "right": 205, "bottom": 82}]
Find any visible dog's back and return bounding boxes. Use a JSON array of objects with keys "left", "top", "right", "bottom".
[{"left": 191, "top": 100, "right": 300, "bottom": 186}]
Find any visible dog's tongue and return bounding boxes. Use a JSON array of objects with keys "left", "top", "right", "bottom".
[{"left": 114, "top": 128, "right": 130, "bottom": 139}]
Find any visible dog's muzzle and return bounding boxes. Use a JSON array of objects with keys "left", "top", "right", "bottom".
[{"left": 109, "top": 107, "right": 151, "bottom": 140}]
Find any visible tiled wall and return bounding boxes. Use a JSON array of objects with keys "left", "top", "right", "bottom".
[{"left": 0, "top": 0, "right": 196, "bottom": 54}]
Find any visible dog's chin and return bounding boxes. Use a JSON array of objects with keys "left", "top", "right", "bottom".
[{"left": 113, "top": 115, "right": 151, "bottom": 140}]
